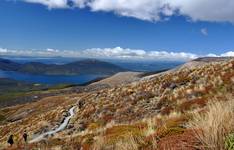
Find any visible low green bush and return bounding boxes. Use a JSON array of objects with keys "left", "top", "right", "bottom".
[{"left": 225, "top": 133, "right": 234, "bottom": 150}]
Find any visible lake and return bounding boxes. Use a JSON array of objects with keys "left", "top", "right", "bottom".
[
  {"left": 0, "top": 57, "right": 184, "bottom": 85},
  {"left": 0, "top": 70, "right": 106, "bottom": 85}
]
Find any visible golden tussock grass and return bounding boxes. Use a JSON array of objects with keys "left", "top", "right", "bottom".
[{"left": 190, "top": 97, "right": 234, "bottom": 150}]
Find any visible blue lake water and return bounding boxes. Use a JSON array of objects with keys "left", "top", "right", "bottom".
[
  {"left": 0, "top": 70, "right": 106, "bottom": 85},
  {"left": 0, "top": 57, "right": 184, "bottom": 85}
]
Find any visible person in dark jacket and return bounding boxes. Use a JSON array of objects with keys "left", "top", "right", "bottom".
[
  {"left": 7, "top": 135, "right": 14, "bottom": 146},
  {"left": 23, "top": 131, "right": 28, "bottom": 143}
]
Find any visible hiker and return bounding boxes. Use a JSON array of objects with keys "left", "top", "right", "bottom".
[
  {"left": 78, "top": 101, "right": 84, "bottom": 109},
  {"left": 23, "top": 131, "right": 28, "bottom": 143},
  {"left": 7, "top": 135, "right": 14, "bottom": 146}
]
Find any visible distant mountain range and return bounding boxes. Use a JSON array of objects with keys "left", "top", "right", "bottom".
[{"left": 0, "top": 58, "right": 127, "bottom": 75}]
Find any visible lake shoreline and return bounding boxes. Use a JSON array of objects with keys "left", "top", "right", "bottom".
[{"left": 0, "top": 69, "right": 108, "bottom": 85}]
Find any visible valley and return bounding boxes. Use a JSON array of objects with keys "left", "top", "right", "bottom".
[{"left": 0, "top": 58, "right": 179, "bottom": 108}]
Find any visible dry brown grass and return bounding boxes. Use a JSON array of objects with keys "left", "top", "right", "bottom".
[
  {"left": 190, "top": 97, "right": 234, "bottom": 150},
  {"left": 93, "top": 133, "right": 143, "bottom": 150},
  {"left": 91, "top": 119, "right": 158, "bottom": 150}
]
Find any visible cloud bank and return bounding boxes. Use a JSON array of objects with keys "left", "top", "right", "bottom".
[
  {"left": 0, "top": 47, "right": 233, "bottom": 61},
  {"left": 20, "top": 0, "right": 234, "bottom": 23}
]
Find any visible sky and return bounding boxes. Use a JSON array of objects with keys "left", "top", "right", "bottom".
[{"left": 0, "top": 0, "right": 234, "bottom": 60}]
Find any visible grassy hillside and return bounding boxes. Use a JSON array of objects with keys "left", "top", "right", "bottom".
[
  {"left": 0, "top": 78, "right": 79, "bottom": 108},
  {"left": 0, "top": 78, "right": 47, "bottom": 93},
  {"left": 0, "top": 58, "right": 233, "bottom": 150}
]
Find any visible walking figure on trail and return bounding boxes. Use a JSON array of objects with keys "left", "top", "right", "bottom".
[
  {"left": 78, "top": 100, "right": 84, "bottom": 109},
  {"left": 23, "top": 131, "right": 28, "bottom": 143},
  {"left": 7, "top": 135, "right": 14, "bottom": 146}
]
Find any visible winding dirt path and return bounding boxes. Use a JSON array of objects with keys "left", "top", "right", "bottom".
[{"left": 29, "top": 106, "right": 76, "bottom": 143}]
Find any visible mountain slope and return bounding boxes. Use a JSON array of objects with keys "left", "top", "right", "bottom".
[
  {"left": 0, "top": 58, "right": 127, "bottom": 75},
  {"left": 62, "top": 59, "right": 127, "bottom": 75},
  {"left": 0, "top": 58, "right": 21, "bottom": 71},
  {"left": 91, "top": 71, "right": 142, "bottom": 87},
  {"left": 0, "top": 57, "right": 233, "bottom": 150}
]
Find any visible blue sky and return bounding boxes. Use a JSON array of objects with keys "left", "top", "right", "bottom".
[{"left": 0, "top": 0, "right": 234, "bottom": 60}]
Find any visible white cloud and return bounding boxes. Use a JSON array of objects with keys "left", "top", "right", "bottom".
[
  {"left": 207, "top": 53, "right": 218, "bottom": 57},
  {"left": 201, "top": 28, "right": 208, "bottom": 36},
  {"left": 0, "top": 48, "right": 8, "bottom": 53},
  {"left": 46, "top": 48, "right": 59, "bottom": 52},
  {"left": 20, "top": 0, "right": 234, "bottom": 23},
  {"left": 24, "top": 0, "right": 68, "bottom": 8},
  {"left": 0, "top": 47, "right": 233, "bottom": 61},
  {"left": 170, "top": 0, "right": 234, "bottom": 23},
  {"left": 83, "top": 47, "right": 147, "bottom": 58},
  {"left": 221, "top": 51, "right": 234, "bottom": 57}
]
